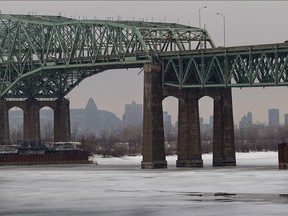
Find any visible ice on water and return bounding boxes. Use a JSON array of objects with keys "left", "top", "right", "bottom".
[{"left": 0, "top": 152, "right": 287, "bottom": 216}]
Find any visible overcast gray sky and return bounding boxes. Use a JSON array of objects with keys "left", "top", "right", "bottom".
[{"left": 1, "top": 1, "right": 288, "bottom": 125}]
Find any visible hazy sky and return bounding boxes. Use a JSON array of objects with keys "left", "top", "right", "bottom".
[{"left": 1, "top": 1, "right": 288, "bottom": 125}]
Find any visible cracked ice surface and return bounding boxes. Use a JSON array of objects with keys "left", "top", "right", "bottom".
[{"left": 0, "top": 152, "right": 287, "bottom": 216}]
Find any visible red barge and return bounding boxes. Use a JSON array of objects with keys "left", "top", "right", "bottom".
[{"left": 0, "top": 142, "right": 92, "bottom": 166}]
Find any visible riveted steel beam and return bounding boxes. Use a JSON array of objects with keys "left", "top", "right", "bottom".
[
  {"left": 161, "top": 43, "right": 288, "bottom": 88},
  {"left": 2, "top": 14, "right": 288, "bottom": 98},
  {"left": 0, "top": 14, "right": 213, "bottom": 98}
]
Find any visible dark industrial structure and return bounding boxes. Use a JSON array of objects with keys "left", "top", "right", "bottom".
[{"left": 278, "top": 143, "right": 288, "bottom": 169}]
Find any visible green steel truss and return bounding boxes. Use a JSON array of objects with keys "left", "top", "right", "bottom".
[
  {"left": 0, "top": 14, "right": 214, "bottom": 98},
  {"left": 161, "top": 43, "right": 288, "bottom": 88},
  {"left": 1, "top": 14, "right": 288, "bottom": 99}
]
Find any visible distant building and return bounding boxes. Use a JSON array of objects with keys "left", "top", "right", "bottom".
[
  {"left": 268, "top": 108, "right": 279, "bottom": 127},
  {"left": 209, "top": 115, "right": 213, "bottom": 127},
  {"left": 8, "top": 98, "right": 122, "bottom": 137},
  {"left": 199, "top": 117, "right": 204, "bottom": 128},
  {"left": 247, "top": 112, "right": 252, "bottom": 125},
  {"left": 239, "top": 111, "right": 252, "bottom": 129},
  {"left": 122, "top": 101, "right": 143, "bottom": 127},
  {"left": 69, "top": 108, "right": 86, "bottom": 133},
  {"left": 200, "top": 116, "right": 214, "bottom": 131},
  {"left": 83, "top": 98, "right": 122, "bottom": 135},
  {"left": 163, "top": 111, "right": 172, "bottom": 131},
  {"left": 285, "top": 113, "right": 288, "bottom": 126},
  {"left": 85, "top": 98, "right": 98, "bottom": 134},
  {"left": 8, "top": 99, "right": 175, "bottom": 138}
]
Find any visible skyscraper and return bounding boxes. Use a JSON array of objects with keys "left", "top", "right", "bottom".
[
  {"left": 268, "top": 108, "right": 279, "bottom": 127},
  {"left": 239, "top": 111, "right": 253, "bottom": 129},
  {"left": 122, "top": 101, "right": 143, "bottom": 127},
  {"left": 209, "top": 115, "right": 214, "bottom": 128},
  {"left": 284, "top": 113, "right": 288, "bottom": 126},
  {"left": 163, "top": 111, "right": 172, "bottom": 129},
  {"left": 247, "top": 111, "right": 252, "bottom": 125}
]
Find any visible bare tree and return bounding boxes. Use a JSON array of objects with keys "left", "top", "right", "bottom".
[
  {"left": 41, "top": 121, "right": 53, "bottom": 141},
  {"left": 119, "top": 125, "right": 142, "bottom": 155},
  {"left": 10, "top": 125, "right": 23, "bottom": 144},
  {"left": 71, "top": 121, "right": 81, "bottom": 141}
]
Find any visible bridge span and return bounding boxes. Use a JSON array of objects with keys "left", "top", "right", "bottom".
[{"left": 1, "top": 14, "right": 288, "bottom": 168}]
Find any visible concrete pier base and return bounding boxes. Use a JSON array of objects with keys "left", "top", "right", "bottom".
[
  {"left": 0, "top": 97, "right": 71, "bottom": 144},
  {"left": 212, "top": 88, "right": 236, "bottom": 166},
  {"left": 163, "top": 87, "right": 236, "bottom": 168},
  {"left": 141, "top": 63, "right": 167, "bottom": 169},
  {"left": 0, "top": 98, "right": 9, "bottom": 144},
  {"left": 177, "top": 90, "right": 203, "bottom": 167},
  {"left": 176, "top": 160, "right": 203, "bottom": 167},
  {"left": 23, "top": 98, "right": 40, "bottom": 143},
  {"left": 141, "top": 161, "right": 167, "bottom": 169},
  {"left": 54, "top": 98, "right": 71, "bottom": 142}
]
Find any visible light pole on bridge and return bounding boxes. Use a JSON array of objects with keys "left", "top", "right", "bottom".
[
  {"left": 198, "top": 5, "right": 207, "bottom": 28},
  {"left": 217, "top": 12, "right": 226, "bottom": 47}
]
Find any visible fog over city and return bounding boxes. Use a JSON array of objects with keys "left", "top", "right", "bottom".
[{"left": 2, "top": 1, "right": 288, "bottom": 124}]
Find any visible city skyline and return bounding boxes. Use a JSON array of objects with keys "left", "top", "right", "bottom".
[
  {"left": 8, "top": 99, "right": 173, "bottom": 137},
  {"left": 1, "top": 1, "right": 288, "bottom": 125},
  {"left": 9, "top": 97, "right": 288, "bottom": 132}
]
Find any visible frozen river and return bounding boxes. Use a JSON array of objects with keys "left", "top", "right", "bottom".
[{"left": 0, "top": 152, "right": 287, "bottom": 216}]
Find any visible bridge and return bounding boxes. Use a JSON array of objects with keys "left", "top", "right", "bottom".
[{"left": 1, "top": 14, "right": 288, "bottom": 168}]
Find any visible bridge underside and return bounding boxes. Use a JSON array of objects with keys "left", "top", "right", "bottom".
[
  {"left": 141, "top": 63, "right": 236, "bottom": 168},
  {"left": 0, "top": 62, "right": 237, "bottom": 168}
]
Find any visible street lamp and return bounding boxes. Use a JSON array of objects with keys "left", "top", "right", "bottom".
[
  {"left": 217, "top": 12, "right": 226, "bottom": 47},
  {"left": 198, "top": 6, "right": 207, "bottom": 28}
]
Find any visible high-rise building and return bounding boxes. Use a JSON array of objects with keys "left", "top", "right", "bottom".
[
  {"left": 163, "top": 111, "right": 172, "bottom": 128},
  {"left": 209, "top": 115, "right": 213, "bottom": 128},
  {"left": 284, "top": 113, "right": 288, "bottom": 126},
  {"left": 122, "top": 101, "right": 143, "bottom": 127},
  {"left": 199, "top": 117, "right": 204, "bottom": 128},
  {"left": 268, "top": 108, "right": 279, "bottom": 127},
  {"left": 247, "top": 111, "right": 252, "bottom": 125},
  {"left": 239, "top": 111, "right": 253, "bottom": 129}
]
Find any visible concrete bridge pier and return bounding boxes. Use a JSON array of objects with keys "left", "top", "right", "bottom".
[
  {"left": 23, "top": 98, "right": 41, "bottom": 144},
  {"left": 54, "top": 98, "right": 71, "bottom": 142},
  {"left": 0, "top": 97, "right": 71, "bottom": 145},
  {"left": 177, "top": 91, "right": 203, "bottom": 167},
  {"left": 213, "top": 88, "right": 236, "bottom": 166},
  {"left": 0, "top": 98, "right": 10, "bottom": 144},
  {"left": 141, "top": 63, "right": 167, "bottom": 169}
]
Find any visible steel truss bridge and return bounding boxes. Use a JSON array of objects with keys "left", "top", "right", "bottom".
[{"left": 1, "top": 14, "right": 288, "bottom": 99}]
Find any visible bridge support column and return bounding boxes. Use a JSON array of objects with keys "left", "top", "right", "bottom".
[
  {"left": 0, "top": 98, "right": 10, "bottom": 144},
  {"left": 141, "top": 63, "right": 167, "bottom": 169},
  {"left": 213, "top": 88, "right": 236, "bottom": 166},
  {"left": 54, "top": 98, "right": 71, "bottom": 142},
  {"left": 177, "top": 91, "right": 203, "bottom": 167},
  {"left": 23, "top": 98, "right": 40, "bottom": 144}
]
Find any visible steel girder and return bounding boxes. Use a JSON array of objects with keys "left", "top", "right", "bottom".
[
  {"left": 162, "top": 43, "right": 288, "bottom": 88},
  {"left": 0, "top": 14, "right": 214, "bottom": 98}
]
